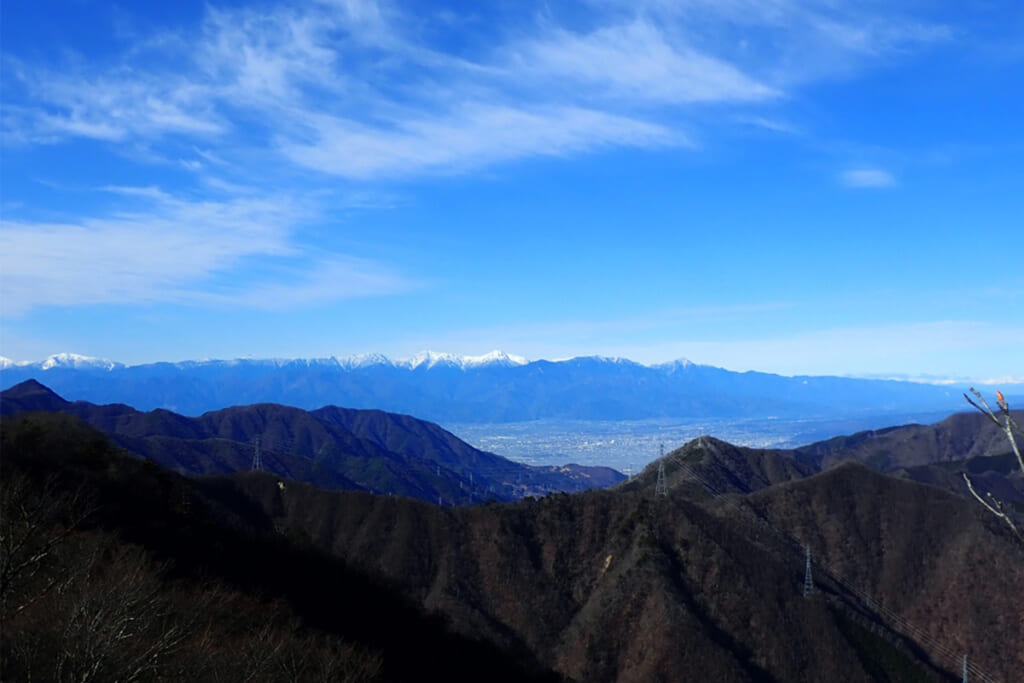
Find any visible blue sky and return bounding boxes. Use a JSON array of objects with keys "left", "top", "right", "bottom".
[{"left": 1, "top": 0, "right": 1022, "bottom": 381}]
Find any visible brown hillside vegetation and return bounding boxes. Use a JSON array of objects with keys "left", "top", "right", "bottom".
[
  {"left": 794, "top": 411, "right": 1024, "bottom": 471},
  {"left": 3, "top": 409, "right": 1022, "bottom": 682},
  {"left": 748, "top": 461, "right": 1024, "bottom": 682},
  {"left": 616, "top": 436, "right": 816, "bottom": 496},
  {"left": 230, "top": 438, "right": 1024, "bottom": 682}
]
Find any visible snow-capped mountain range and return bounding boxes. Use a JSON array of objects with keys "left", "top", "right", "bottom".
[
  {"left": 1, "top": 352, "right": 126, "bottom": 371},
  {"left": 0, "top": 350, "right": 969, "bottom": 423},
  {"left": 0, "top": 350, "right": 532, "bottom": 372},
  {"left": 349, "top": 350, "right": 531, "bottom": 370}
]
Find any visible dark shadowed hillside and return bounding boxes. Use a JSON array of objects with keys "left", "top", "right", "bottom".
[
  {"left": 616, "top": 436, "right": 817, "bottom": 497},
  {"left": 622, "top": 417, "right": 1023, "bottom": 520},
  {"left": 748, "top": 462, "right": 1024, "bottom": 682},
  {"left": 895, "top": 452, "right": 1024, "bottom": 517},
  {"left": 789, "top": 410, "right": 1024, "bottom": 516},
  {"left": 3, "top": 410, "right": 1021, "bottom": 681},
  {"left": 0, "top": 413, "right": 563, "bottom": 682},
  {"left": 0, "top": 380, "right": 624, "bottom": 504},
  {"left": 224, "top": 440, "right": 1023, "bottom": 682},
  {"left": 793, "top": 410, "right": 1024, "bottom": 471}
]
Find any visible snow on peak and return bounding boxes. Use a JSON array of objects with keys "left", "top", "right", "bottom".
[
  {"left": 402, "top": 351, "right": 462, "bottom": 369},
  {"left": 40, "top": 353, "right": 122, "bottom": 371},
  {"left": 339, "top": 353, "right": 391, "bottom": 369},
  {"left": 656, "top": 358, "right": 696, "bottom": 371},
  {"left": 461, "top": 350, "right": 529, "bottom": 368},
  {"left": 398, "top": 350, "right": 529, "bottom": 370}
]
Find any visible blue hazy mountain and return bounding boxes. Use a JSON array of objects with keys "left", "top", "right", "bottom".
[{"left": 0, "top": 351, "right": 965, "bottom": 423}]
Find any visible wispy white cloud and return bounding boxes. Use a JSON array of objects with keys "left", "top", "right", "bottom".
[
  {"left": 840, "top": 167, "right": 897, "bottom": 188},
  {"left": 3, "top": 58, "right": 224, "bottom": 144},
  {"left": 0, "top": 1, "right": 965, "bottom": 318},
  {"left": 514, "top": 20, "right": 778, "bottom": 104},
  {"left": 195, "top": 5, "right": 351, "bottom": 104},
  {"left": 1, "top": 0, "right": 955, "bottom": 178},
  {"left": 0, "top": 190, "right": 415, "bottom": 315},
  {"left": 596, "top": 0, "right": 953, "bottom": 83},
  {"left": 281, "top": 104, "right": 678, "bottom": 178}
]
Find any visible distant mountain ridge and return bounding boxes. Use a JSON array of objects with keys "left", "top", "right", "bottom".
[
  {"left": 0, "top": 350, "right": 971, "bottom": 422},
  {"left": 0, "top": 380, "right": 623, "bottom": 504}
]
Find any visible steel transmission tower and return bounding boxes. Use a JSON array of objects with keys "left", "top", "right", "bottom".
[
  {"left": 655, "top": 443, "right": 668, "bottom": 497},
  {"left": 252, "top": 435, "right": 263, "bottom": 472}
]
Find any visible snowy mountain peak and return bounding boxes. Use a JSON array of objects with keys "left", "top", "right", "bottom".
[
  {"left": 463, "top": 350, "right": 529, "bottom": 368},
  {"left": 2, "top": 351, "right": 704, "bottom": 374},
  {"left": 399, "top": 351, "right": 451, "bottom": 369},
  {"left": 40, "top": 353, "right": 123, "bottom": 371},
  {"left": 399, "top": 350, "right": 529, "bottom": 370},
  {"left": 340, "top": 353, "right": 391, "bottom": 369}
]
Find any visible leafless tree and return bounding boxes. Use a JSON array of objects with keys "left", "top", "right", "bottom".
[
  {"left": 53, "top": 545, "right": 188, "bottom": 683},
  {"left": 1, "top": 466, "right": 190, "bottom": 683},
  {"left": 0, "top": 470, "right": 93, "bottom": 618},
  {"left": 962, "top": 388, "right": 1023, "bottom": 542}
]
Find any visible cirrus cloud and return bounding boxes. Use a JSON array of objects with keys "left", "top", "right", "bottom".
[
  {"left": 2, "top": 1, "right": 954, "bottom": 178},
  {"left": 0, "top": 189, "right": 415, "bottom": 315}
]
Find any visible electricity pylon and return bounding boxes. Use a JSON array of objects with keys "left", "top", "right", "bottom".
[{"left": 655, "top": 443, "right": 668, "bottom": 497}]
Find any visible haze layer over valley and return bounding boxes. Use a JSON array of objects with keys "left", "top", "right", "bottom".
[{"left": 447, "top": 413, "right": 962, "bottom": 470}]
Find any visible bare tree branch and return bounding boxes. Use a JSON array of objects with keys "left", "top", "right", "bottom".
[
  {"left": 964, "top": 390, "right": 1002, "bottom": 427},
  {"left": 966, "top": 387, "right": 1024, "bottom": 475},
  {"left": 0, "top": 472, "right": 95, "bottom": 618},
  {"left": 962, "top": 472, "right": 1023, "bottom": 543},
  {"left": 962, "top": 388, "right": 1024, "bottom": 544}
]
